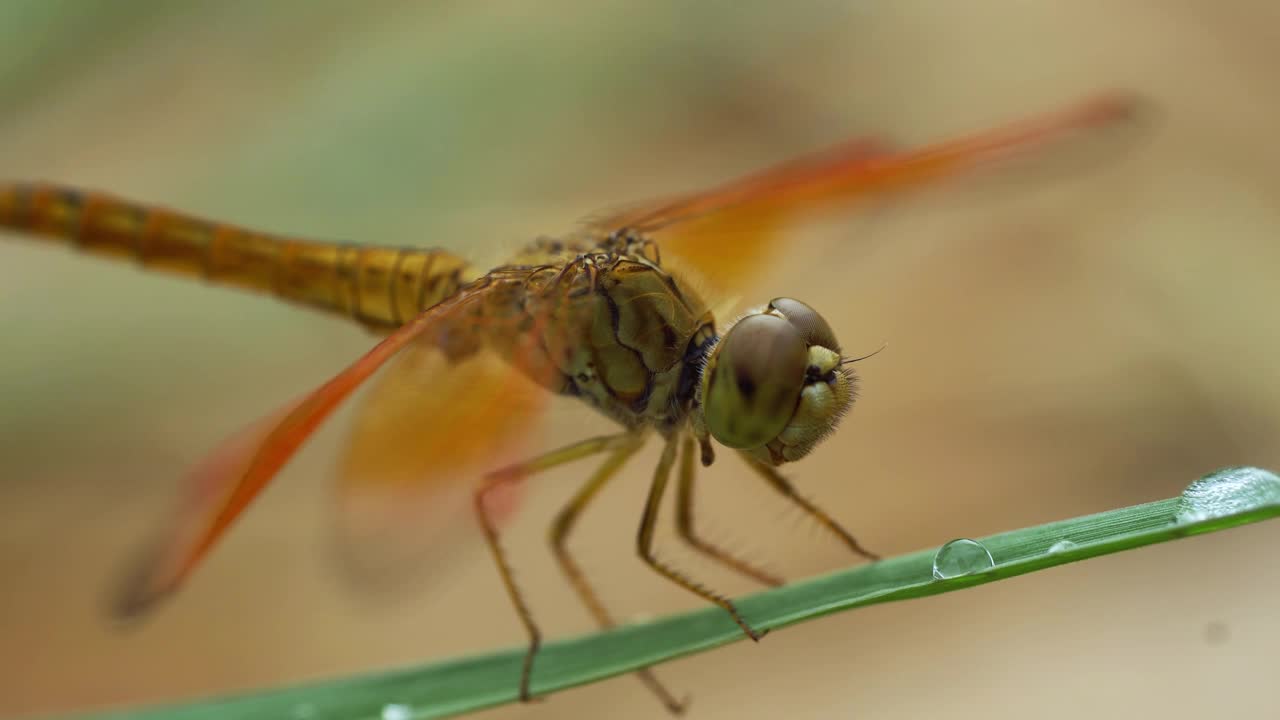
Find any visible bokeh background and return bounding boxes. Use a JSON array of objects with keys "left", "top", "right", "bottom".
[{"left": 3, "top": 2, "right": 1279, "bottom": 718}]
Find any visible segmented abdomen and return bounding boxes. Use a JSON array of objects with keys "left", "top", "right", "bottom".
[{"left": 0, "top": 182, "right": 476, "bottom": 328}]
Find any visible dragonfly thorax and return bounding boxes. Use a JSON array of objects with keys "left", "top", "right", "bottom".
[
  {"left": 483, "top": 236, "right": 856, "bottom": 466},
  {"left": 692, "top": 298, "right": 855, "bottom": 466},
  {"left": 494, "top": 234, "right": 719, "bottom": 435}
]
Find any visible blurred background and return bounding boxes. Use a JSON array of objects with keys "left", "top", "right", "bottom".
[{"left": 2, "top": 1, "right": 1278, "bottom": 718}]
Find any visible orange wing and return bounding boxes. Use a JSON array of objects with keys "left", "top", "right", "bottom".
[
  {"left": 327, "top": 333, "right": 548, "bottom": 594},
  {"left": 591, "top": 91, "right": 1142, "bottom": 289},
  {"left": 112, "top": 278, "right": 549, "bottom": 616}
]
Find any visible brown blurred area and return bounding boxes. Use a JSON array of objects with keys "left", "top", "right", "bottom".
[{"left": 3, "top": 2, "right": 1279, "bottom": 718}]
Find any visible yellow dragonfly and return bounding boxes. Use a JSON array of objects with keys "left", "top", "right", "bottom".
[{"left": 0, "top": 92, "right": 1138, "bottom": 712}]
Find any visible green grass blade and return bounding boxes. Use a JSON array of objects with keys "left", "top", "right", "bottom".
[{"left": 72, "top": 466, "right": 1280, "bottom": 720}]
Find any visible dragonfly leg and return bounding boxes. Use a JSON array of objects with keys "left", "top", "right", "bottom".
[
  {"left": 739, "top": 453, "right": 880, "bottom": 562},
  {"left": 637, "top": 435, "right": 768, "bottom": 642},
  {"left": 548, "top": 433, "right": 688, "bottom": 715},
  {"left": 475, "top": 432, "right": 642, "bottom": 705},
  {"left": 674, "top": 435, "right": 784, "bottom": 588}
]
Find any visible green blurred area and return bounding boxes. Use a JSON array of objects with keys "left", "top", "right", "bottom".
[{"left": 3, "top": 3, "right": 1280, "bottom": 719}]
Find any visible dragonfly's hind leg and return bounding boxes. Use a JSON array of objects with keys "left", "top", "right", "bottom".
[
  {"left": 475, "top": 431, "right": 684, "bottom": 712},
  {"left": 738, "top": 452, "right": 880, "bottom": 562},
  {"left": 547, "top": 433, "right": 687, "bottom": 715},
  {"left": 637, "top": 435, "right": 769, "bottom": 642},
  {"left": 674, "top": 435, "right": 784, "bottom": 587}
]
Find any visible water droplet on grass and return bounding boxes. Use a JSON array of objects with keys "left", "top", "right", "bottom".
[
  {"left": 932, "top": 538, "right": 994, "bottom": 579},
  {"left": 382, "top": 704, "right": 412, "bottom": 720},
  {"left": 1176, "top": 467, "right": 1280, "bottom": 524},
  {"left": 1047, "top": 539, "right": 1078, "bottom": 554}
]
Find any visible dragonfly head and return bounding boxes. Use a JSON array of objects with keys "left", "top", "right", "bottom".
[{"left": 695, "top": 298, "right": 856, "bottom": 466}]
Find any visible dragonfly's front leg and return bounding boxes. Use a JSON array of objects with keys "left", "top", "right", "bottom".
[
  {"left": 738, "top": 452, "right": 880, "bottom": 562},
  {"left": 636, "top": 435, "right": 768, "bottom": 642},
  {"left": 674, "top": 434, "right": 784, "bottom": 588}
]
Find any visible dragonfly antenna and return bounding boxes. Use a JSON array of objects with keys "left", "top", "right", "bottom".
[{"left": 842, "top": 342, "right": 888, "bottom": 365}]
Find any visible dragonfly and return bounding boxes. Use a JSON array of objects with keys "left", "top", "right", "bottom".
[{"left": 0, "top": 92, "right": 1138, "bottom": 712}]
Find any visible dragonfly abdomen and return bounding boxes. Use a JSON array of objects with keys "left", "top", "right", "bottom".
[{"left": 0, "top": 182, "right": 475, "bottom": 328}]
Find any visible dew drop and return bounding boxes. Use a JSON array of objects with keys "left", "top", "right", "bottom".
[
  {"left": 1047, "top": 539, "right": 1078, "bottom": 554},
  {"left": 1176, "top": 467, "right": 1280, "bottom": 524},
  {"left": 382, "top": 704, "right": 412, "bottom": 720},
  {"left": 932, "top": 538, "right": 995, "bottom": 579}
]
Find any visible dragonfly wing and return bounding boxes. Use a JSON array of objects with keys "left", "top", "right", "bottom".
[
  {"left": 591, "top": 136, "right": 897, "bottom": 233},
  {"left": 590, "top": 92, "right": 1143, "bottom": 290},
  {"left": 112, "top": 277, "right": 540, "bottom": 618},
  {"left": 329, "top": 333, "right": 549, "bottom": 595},
  {"left": 591, "top": 137, "right": 897, "bottom": 290}
]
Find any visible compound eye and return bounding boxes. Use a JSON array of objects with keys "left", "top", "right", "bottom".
[
  {"left": 704, "top": 314, "right": 808, "bottom": 449},
  {"left": 769, "top": 297, "right": 840, "bottom": 351}
]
